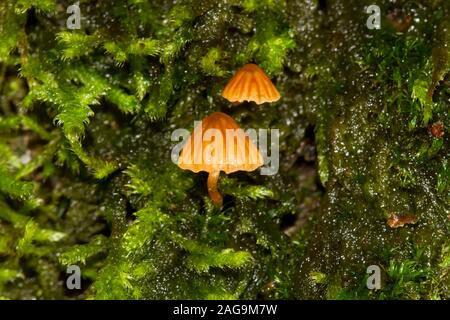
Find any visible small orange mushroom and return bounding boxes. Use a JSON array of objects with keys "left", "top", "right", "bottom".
[
  {"left": 178, "top": 112, "right": 264, "bottom": 206},
  {"left": 222, "top": 64, "right": 280, "bottom": 105},
  {"left": 387, "top": 214, "right": 418, "bottom": 228},
  {"left": 429, "top": 121, "right": 444, "bottom": 138}
]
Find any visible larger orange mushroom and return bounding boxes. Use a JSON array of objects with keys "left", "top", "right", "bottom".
[
  {"left": 178, "top": 112, "right": 264, "bottom": 206},
  {"left": 222, "top": 64, "right": 280, "bottom": 105}
]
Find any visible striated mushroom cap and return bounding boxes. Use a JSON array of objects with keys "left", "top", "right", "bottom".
[
  {"left": 178, "top": 112, "right": 264, "bottom": 174},
  {"left": 222, "top": 64, "right": 281, "bottom": 105}
]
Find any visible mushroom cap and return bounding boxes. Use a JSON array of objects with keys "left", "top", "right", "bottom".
[
  {"left": 178, "top": 112, "right": 264, "bottom": 174},
  {"left": 222, "top": 64, "right": 281, "bottom": 105}
]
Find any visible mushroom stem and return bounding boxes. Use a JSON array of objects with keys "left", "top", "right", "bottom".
[{"left": 207, "top": 170, "right": 222, "bottom": 206}]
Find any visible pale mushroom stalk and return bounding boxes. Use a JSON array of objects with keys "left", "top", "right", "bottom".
[{"left": 207, "top": 170, "right": 222, "bottom": 206}]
